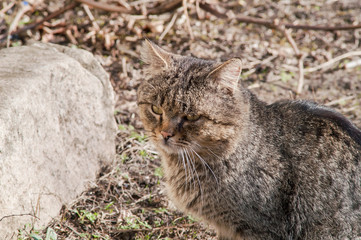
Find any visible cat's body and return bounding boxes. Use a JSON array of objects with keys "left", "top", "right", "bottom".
[{"left": 137, "top": 40, "right": 361, "bottom": 240}]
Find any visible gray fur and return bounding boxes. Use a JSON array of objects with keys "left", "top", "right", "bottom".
[{"left": 137, "top": 40, "right": 361, "bottom": 240}]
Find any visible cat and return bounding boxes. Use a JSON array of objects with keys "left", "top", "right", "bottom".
[{"left": 137, "top": 40, "right": 361, "bottom": 240}]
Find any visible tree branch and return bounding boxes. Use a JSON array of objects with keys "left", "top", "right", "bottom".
[{"left": 199, "top": 2, "right": 361, "bottom": 31}]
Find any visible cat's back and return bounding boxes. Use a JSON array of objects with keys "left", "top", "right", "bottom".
[{"left": 265, "top": 99, "right": 361, "bottom": 151}]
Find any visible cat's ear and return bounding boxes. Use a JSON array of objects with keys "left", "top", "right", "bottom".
[
  {"left": 207, "top": 58, "right": 242, "bottom": 93},
  {"left": 140, "top": 40, "right": 172, "bottom": 71}
]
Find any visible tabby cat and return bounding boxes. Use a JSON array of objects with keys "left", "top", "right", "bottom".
[{"left": 137, "top": 40, "right": 361, "bottom": 240}]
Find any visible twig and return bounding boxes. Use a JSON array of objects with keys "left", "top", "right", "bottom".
[
  {"left": 147, "top": 0, "right": 182, "bottom": 15},
  {"left": 116, "top": 223, "right": 196, "bottom": 233},
  {"left": 64, "top": 223, "right": 83, "bottom": 237},
  {"left": 247, "top": 77, "right": 281, "bottom": 89},
  {"left": 305, "top": 51, "right": 361, "bottom": 73},
  {"left": 281, "top": 28, "right": 300, "bottom": 56},
  {"left": 297, "top": 54, "right": 306, "bottom": 94},
  {"left": 82, "top": 4, "right": 100, "bottom": 31},
  {"left": 341, "top": 106, "right": 358, "bottom": 114},
  {"left": 283, "top": 22, "right": 361, "bottom": 31},
  {"left": 195, "top": 0, "right": 204, "bottom": 20},
  {"left": 183, "top": 0, "right": 194, "bottom": 40},
  {"left": 198, "top": 2, "right": 227, "bottom": 19},
  {"left": 276, "top": 25, "right": 306, "bottom": 94},
  {"left": 0, "top": 213, "right": 39, "bottom": 222},
  {"left": 117, "top": 0, "right": 132, "bottom": 10},
  {"left": 345, "top": 58, "right": 361, "bottom": 69},
  {"left": 280, "top": 28, "right": 306, "bottom": 94},
  {"left": 74, "top": 0, "right": 133, "bottom": 13},
  {"left": 6, "top": 1, "right": 32, "bottom": 47},
  {"left": 69, "top": 0, "right": 182, "bottom": 15},
  {"left": 121, "top": 57, "right": 128, "bottom": 77},
  {"left": 78, "top": 0, "right": 182, "bottom": 15},
  {"left": 242, "top": 55, "right": 278, "bottom": 77},
  {"left": 324, "top": 95, "right": 355, "bottom": 107},
  {"left": 65, "top": 29, "right": 78, "bottom": 45},
  {"left": 182, "top": 0, "right": 194, "bottom": 40},
  {"left": 128, "top": 0, "right": 159, "bottom": 6},
  {"left": 159, "top": 12, "right": 178, "bottom": 41},
  {"left": 199, "top": 2, "right": 361, "bottom": 31},
  {"left": 0, "top": 2, "right": 15, "bottom": 15}
]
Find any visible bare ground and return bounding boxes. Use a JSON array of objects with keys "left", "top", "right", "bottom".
[{"left": 1, "top": 0, "right": 361, "bottom": 239}]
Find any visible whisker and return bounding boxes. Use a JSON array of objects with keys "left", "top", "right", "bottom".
[
  {"left": 185, "top": 147, "right": 203, "bottom": 203},
  {"left": 189, "top": 146, "right": 219, "bottom": 185},
  {"left": 184, "top": 147, "right": 196, "bottom": 191},
  {"left": 193, "top": 142, "right": 222, "bottom": 160},
  {"left": 179, "top": 147, "right": 190, "bottom": 191},
  {"left": 189, "top": 147, "right": 208, "bottom": 180},
  {"left": 205, "top": 147, "right": 222, "bottom": 160}
]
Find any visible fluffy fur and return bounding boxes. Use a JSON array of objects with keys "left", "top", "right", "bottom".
[{"left": 137, "top": 40, "right": 361, "bottom": 240}]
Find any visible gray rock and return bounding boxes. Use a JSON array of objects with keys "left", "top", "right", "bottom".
[{"left": 0, "top": 41, "right": 116, "bottom": 237}]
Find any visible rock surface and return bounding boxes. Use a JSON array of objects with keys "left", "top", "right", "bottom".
[{"left": 0, "top": 41, "right": 116, "bottom": 237}]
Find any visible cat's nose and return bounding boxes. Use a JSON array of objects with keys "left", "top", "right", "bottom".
[{"left": 160, "top": 130, "right": 174, "bottom": 141}]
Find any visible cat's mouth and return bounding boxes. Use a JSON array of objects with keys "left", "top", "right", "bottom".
[
  {"left": 152, "top": 133, "right": 186, "bottom": 154},
  {"left": 155, "top": 137, "right": 178, "bottom": 154}
]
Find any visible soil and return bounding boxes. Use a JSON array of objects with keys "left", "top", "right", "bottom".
[{"left": 1, "top": 0, "right": 360, "bottom": 239}]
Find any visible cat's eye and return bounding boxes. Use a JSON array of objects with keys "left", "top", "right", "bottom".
[
  {"left": 151, "top": 105, "right": 163, "bottom": 115},
  {"left": 186, "top": 114, "right": 200, "bottom": 121}
]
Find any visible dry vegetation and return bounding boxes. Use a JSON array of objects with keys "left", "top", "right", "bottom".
[{"left": 1, "top": 0, "right": 361, "bottom": 239}]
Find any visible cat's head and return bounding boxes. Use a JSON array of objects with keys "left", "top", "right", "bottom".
[{"left": 137, "top": 40, "right": 250, "bottom": 159}]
